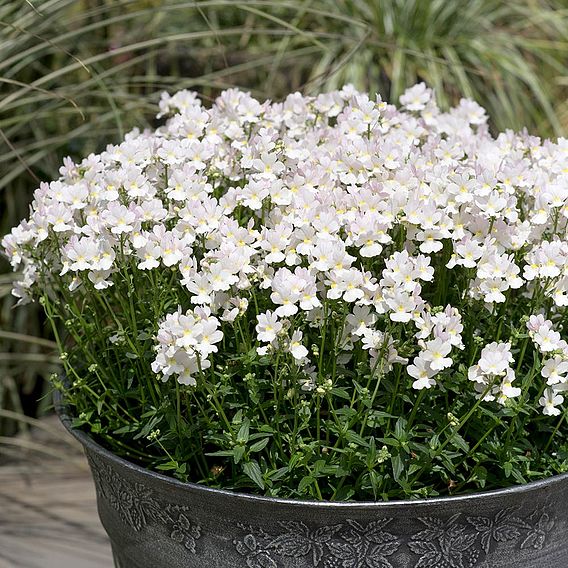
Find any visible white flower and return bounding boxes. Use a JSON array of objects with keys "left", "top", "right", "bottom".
[
  {"left": 361, "top": 328, "right": 385, "bottom": 352},
  {"left": 468, "top": 365, "right": 485, "bottom": 384},
  {"left": 195, "top": 318, "right": 223, "bottom": 357},
  {"left": 455, "top": 238, "right": 483, "bottom": 268},
  {"left": 65, "top": 236, "right": 99, "bottom": 271},
  {"left": 208, "top": 261, "right": 238, "bottom": 292},
  {"left": 533, "top": 325, "right": 563, "bottom": 353},
  {"left": 158, "top": 233, "right": 184, "bottom": 267},
  {"left": 240, "top": 179, "right": 270, "bottom": 210},
  {"left": 400, "top": 83, "right": 431, "bottom": 112},
  {"left": 88, "top": 269, "right": 113, "bottom": 290},
  {"left": 174, "top": 313, "right": 203, "bottom": 348},
  {"left": 541, "top": 356, "right": 568, "bottom": 386},
  {"left": 137, "top": 242, "right": 161, "bottom": 270},
  {"left": 346, "top": 306, "right": 377, "bottom": 336},
  {"left": 251, "top": 152, "right": 285, "bottom": 179},
  {"left": 103, "top": 202, "right": 137, "bottom": 235},
  {"left": 186, "top": 272, "right": 215, "bottom": 305},
  {"left": 270, "top": 268, "right": 301, "bottom": 317},
  {"left": 386, "top": 291, "right": 416, "bottom": 323},
  {"left": 416, "top": 228, "right": 443, "bottom": 253},
  {"left": 408, "top": 355, "right": 437, "bottom": 390},
  {"left": 46, "top": 203, "right": 75, "bottom": 232},
  {"left": 339, "top": 269, "right": 365, "bottom": 303},
  {"left": 480, "top": 278, "right": 508, "bottom": 303},
  {"left": 498, "top": 368, "right": 521, "bottom": 403},
  {"left": 256, "top": 311, "right": 282, "bottom": 343},
  {"left": 420, "top": 338, "right": 453, "bottom": 372},
  {"left": 289, "top": 330, "right": 308, "bottom": 361},
  {"left": 478, "top": 342, "right": 513, "bottom": 376},
  {"left": 540, "top": 387, "right": 564, "bottom": 416}
]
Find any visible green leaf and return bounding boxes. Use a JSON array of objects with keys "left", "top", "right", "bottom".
[
  {"left": 298, "top": 475, "right": 315, "bottom": 493},
  {"left": 269, "top": 467, "right": 289, "bottom": 482},
  {"left": 394, "top": 418, "right": 408, "bottom": 442},
  {"left": 407, "top": 464, "right": 421, "bottom": 476},
  {"left": 233, "top": 445, "right": 246, "bottom": 464},
  {"left": 205, "top": 449, "right": 235, "bottom": 457},
  {"left": 249, "top": 437, "right": 270, "bottom": 452},
  {"left": 392, "top": 454, "right": 405, "bottom": 484},
  {"left": 429, "top": 434, "right": 440, "bottom": 451},
  {"left": 156, "top": 460, "right": 179, "bottom": 472},
  {"left": 249, "top": 432, "right": 270, "bottom": 441},
  {"left": 113, "top": 424, "right": 139, "bottom": 435},
  {"left": 134, "top": 414, "right": 162, "bottom": 441},
  {"left": 346, "top": 430, "right": 369, "bottom": 447},
  {"left": 243, "top": 460, "right": 264, "bottom": 490},
  {"left": 451, "top": 433, "right": 470, "bottom": 453},
  {"left": 366, "top": 437, "right": 377, "bottom": 469},
  {"left": 370, "top": 410, "right": 397, "bottom": 421},
  {"left": 330, "top": 387, "right": 351, "bottom": 400},
  {"left": 237, "top": 418, "right": 250, "bottom": 444}
]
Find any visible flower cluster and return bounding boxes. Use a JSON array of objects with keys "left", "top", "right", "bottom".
[
  {"left": 152, "top": 307, "right": 223, "bottom": 386},
  {"left": 527, "top": 315, "right": 568, "bottom": 416},
  {"left": 3, "top": 83, "right": 568, "bottom": 418},
  {"left": 3, "top": 83, "right": 568, "bottom": 499},
  {"left": 468, "top": 342, "right": 519, "bottom": 404}
]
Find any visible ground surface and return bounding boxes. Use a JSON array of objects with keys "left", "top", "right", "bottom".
[{"left": 0, "top": 417, "right": 113, "bottom": 567}]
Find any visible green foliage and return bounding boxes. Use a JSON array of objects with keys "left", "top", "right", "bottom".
[{"left": 39, "top": 214, "right": 565, "bottom": 501}]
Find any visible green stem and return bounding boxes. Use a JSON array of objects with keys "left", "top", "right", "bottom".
[
  {"left": 410, "top": 381, "right": 496, "bottom": 485},
  {"left": 544, "top": 406, "right": 568, "bottom": 453},
  {"left": 407, "top": 390, "right": 426, "bottom": 430}
]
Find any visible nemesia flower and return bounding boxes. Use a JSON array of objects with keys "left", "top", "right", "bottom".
[
  {"left": 256, "top": 311, "right": 282, "bottom": 343},
  {"left": 540, "top": 388, "right": 564, "bottom": 416},
  {"left": 3, "top": 82, "right": 568, "bottom": 426},
  {"left": 399, "top": 82, "right": 431, "bottom": 111},
  {"left": 289, "top": 330, "right": 308, "bottom": 362},
  {"left": 407, "top": 355, "right": 437, "bottom": 390},
  {"left": 421, "top": 337, "right": 453, "bottom": 372},
  {"left": 478, "top": 342, "right": 513, "bottom": 376},
  {"left": 541, "top": 356, "right": 568, "bottom": 386}
]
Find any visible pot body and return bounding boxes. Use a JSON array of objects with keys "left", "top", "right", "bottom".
[{"left": 66, "top": 418, "right": 568, "bottom": 568}]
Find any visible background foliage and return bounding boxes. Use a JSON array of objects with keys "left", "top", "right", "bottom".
[{"left": 1, "top": 0, "right": 568, "bottom": 444}]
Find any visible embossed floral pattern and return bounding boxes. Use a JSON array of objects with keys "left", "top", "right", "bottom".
[
  {"left": 407, "top": 509, "right": 555, "bottom": 568},
  {"left": 87, "top": 455, "right": 559, "bottom": 568},
  {"left": 235, "top": 532, "right": 278, "bottom": 568},
  {"left": 235, "top": 519, "right": 401, "bottom": 568},
  {"left": 88, "top": 455, "right": 202, "bottom": 554},
  {"left": 408, "top": 514, "right": 480, "bottom": 568},
  {"left": 268, "top": 521, "right": 343, "bottom": 565},
  {"left": 235, "top": 507, "right": 556, "bottom": 568},
  {"left": 169, "top": 511, "right": 201, "bottom": 553},
  {"left": 467, "top": 508, "right": 523, "bottom": 554},
  {"left": 520, "top": 510, "right": 555, "bottom": 550},
  {"left": 325, "top": 519, "right": 400, "bottom": 568}
]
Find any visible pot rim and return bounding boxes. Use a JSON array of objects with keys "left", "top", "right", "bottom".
[{"left": 54, "top": 389, "right": 568, "bottom": 509}]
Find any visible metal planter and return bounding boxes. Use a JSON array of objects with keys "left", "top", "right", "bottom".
[{"left": 58, "top": 404, "right": 568, "bottom": 568}]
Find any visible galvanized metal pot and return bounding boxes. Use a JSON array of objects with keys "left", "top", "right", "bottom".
[{"left": 57, "top": 401, "right": 568, "bottom": 568}]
